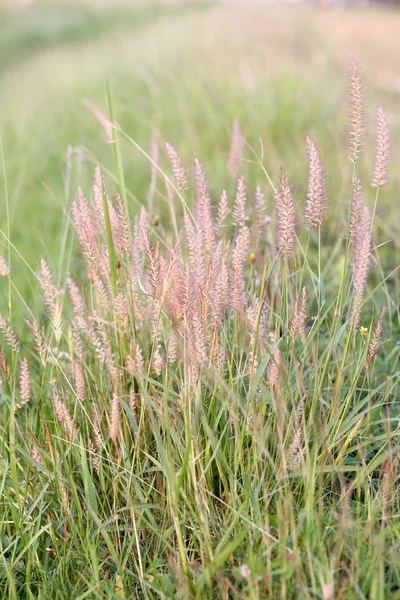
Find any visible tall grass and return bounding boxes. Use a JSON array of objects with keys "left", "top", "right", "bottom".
[{"left": 0, "top": 59, "right": 399, "bottom": 600}]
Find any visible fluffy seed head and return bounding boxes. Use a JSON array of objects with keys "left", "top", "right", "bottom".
[
  {"left": 0, "top": 257, "right": 10, "bottom": 277},
  {"left": 347, "top": 57, "right": 366, "bottom": 164},
  {"left": 165, "top": 142, "right": 188, "bottom": 195},
  {"left": 233, "top": 177, "right": 247, "bottom": 228},
  {"left": 371, "top": 107, "right": 390, "bottom": 187},
  {"left": 350, "top": 177, "right": 363, "bottom": 244},
  {"left": 290, "top": 287, "right": 307, "bottom": 342},
  {"left": 194, "top": 158, "right": 215, "bottom": 251},
  {"left": 19, "top": 358, "right": 31, "bottom": 406},
  {"left": 352, "top": 205, "right": 371, "bottom": 329},
  {"left": 305, "top": 137, "right": 327, "bottom": 229},
  {"left": 368, "top": 308, "right": 385, "bottom": 362},
  {"left": 275, "top": 167, "right": 296, "bottom": 259},
  {"left": 109, "top": 393, "right": 121, "bottom": 443},
  {"left": 51, "top": 381, "right": 79, "bottom": 440},
  {"left": 0, "top": 314, "right": 19, "bottom": 353},
  {"left": 38, "top": 259, "right": 59, "bottom": 320},
  {"left": 216, "top": 189, "right": 229, "bottom": 236}
]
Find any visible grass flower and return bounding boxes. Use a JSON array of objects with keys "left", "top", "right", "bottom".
[
  {"left": 305, "top": 136, "right": 327, "bottom": 229},
  {"left": 371, "top": 107, "right": 390, "bottom": 187},
  {"left": 275, "top": 167, "right": 295, "bottom": 259},
  {"left": 348, "top": 57, "right": 366, "bottom": 164}
]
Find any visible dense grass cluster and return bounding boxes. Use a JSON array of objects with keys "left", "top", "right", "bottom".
[{"left": 0, "top": 56, "right": 399, "bottom": 600}]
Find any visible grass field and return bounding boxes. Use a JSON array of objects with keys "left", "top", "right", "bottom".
[{"left": 0, "top": 1, "right": 400, "bottom": 598}]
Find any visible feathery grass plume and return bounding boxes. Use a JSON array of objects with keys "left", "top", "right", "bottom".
[
  {"left": 26, "top": 319, "right": 48, "bottom": 365},
  {"left": 165, "top": 142, "right": 187, "bottom": 196},
  {"left": 368, "top": 308, "right": 385, "bottom": 362},
  {"left": 371, "top": 107, "right": 390, "bottom": 187},
  {"left": 126, "top": 339, "right": 145, "bottom": 376},
  {"left": 233, "top": 177, "right": 247, "bottom": 228},
  {"left": 348, "top": 57, "right": 366, "bottom": 164},
  {"left": 73, "top": 361, "right": 85, "bottom": 402},
  {"left": 228, "top": 118, "right": 244, "bottom": 177},
  {"left": 216, "top": 189, "right": 229, "bottom": 236},
  {"left": 91, "top": 271, "right": 111, "bottom": 311},
  {"left": 107, "top": 194, "right": 125, "bottom": 256},
  {"left": 194, "top": 158, "right": 215, "bottom": 252},
  {"left": 0, "top": 348, "right": 9, "bottom": 382},
  {"left": 115, "top": 191, "right": 131, "bottom": 255},
  {"left": 92, "top": 405, "right": 103, "bottom": 450},
  {"left": 191, "top": 305, "right": 207, "bottom": 366},
  {"left": 352, "top": 206, "right": 371, "bottom": 329},
  {"left": 90, "top": 311, "right": 115, "bottom": 369},
  {"left": 305, "top": 137, "right": 327, "bottom": 229},
  {"left": 266, "top": 331, "right": 281, "bottom": 389},
  {"left": 114, "top": 292, "right": 129, "bottom": 332},
  {"left": 109, "top": 393, "right": 121, "bottom": 443},
  {"left": 71, "top": 324, "right": 85, "bottom": 361},
  {"left": 290, "top": 286, "right": 308, "bottom": 342},
  {"left": 246, "top": 295, "right": 260, "bottom": 377},
  {"left": 146, "top": 240, "right": 161, "bottom": 297},
  {"left": 18, "top": 358, "right": 31, "bottom": 408},
  {"left": 0, "top": 256, "right": 10, "bottom": 276},
  {"left": 248, "top": 328, "right": 259, "bottom": 376},
  {"left": 129, "top": 389, "right": 138, "bottom": 420},
  {"left": 253, "top": 186, "right": 270, "bottom": 241},
  {"left": 67, "top": 277, "right": 86, "bottom": 319},
  {"left": 153, "top": 345, "right": 164, "bottom": 376},
  {"left": 231, "top": 225, "right": 250, "bottom": 310},
  {"left": 184, "top": 212, "right": 204, "bottom": 290},
  {"left": 350, "top": 177, "right": 363, "bottom": 244},
  {"left": 38, "top": 259, "right": 59, "bottom": 319},
  {"left": 77, "top": 315, "right": 112, "bottom": 368},
  {"left": 72, "top": 188, "right": 106, "bottom": 279},
  {"left": 275, "top": 167, "right": 296, "bottom": 259},
  {"left": 287, "top": 400, "right": 305, "bottom": 472},
  {"left": 208, "top": 242, "right": 226, "bottom": 325},
  {"left": 51, "top": 381, "right": 79, "bottom": 440},
  {"left": 167, "top": 330, "right": 178, "bottom": 363},
  {"left": 0, "top": 314, "right": 19, "bottom": 352}
]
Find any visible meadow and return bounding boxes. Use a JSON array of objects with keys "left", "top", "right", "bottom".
[{"left": 0, "top": 1, "right": 400, "bottom": 598}]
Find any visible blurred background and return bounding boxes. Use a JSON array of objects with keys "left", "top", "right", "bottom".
[{"left": 0, "top": 0, "right": 399, "bottom": 305}]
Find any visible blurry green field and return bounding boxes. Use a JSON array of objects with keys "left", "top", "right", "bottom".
[{"left": 1, "top": 1, "right": 400, "bottom": 307}]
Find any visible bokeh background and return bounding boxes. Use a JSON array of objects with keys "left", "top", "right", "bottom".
[{"left": 0, "top": 0, "right": 399, "bottom": 305}]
